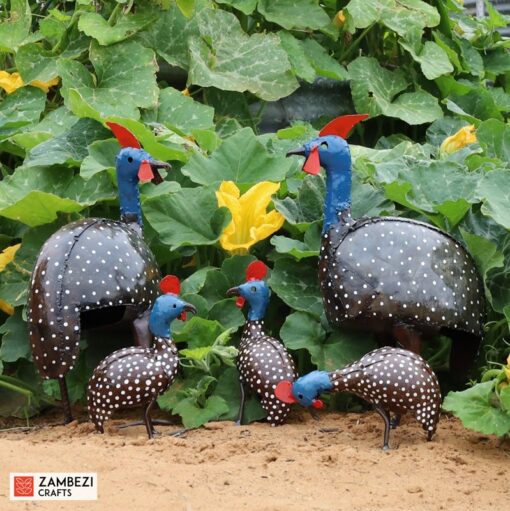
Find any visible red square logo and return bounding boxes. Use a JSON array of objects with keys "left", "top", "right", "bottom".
[{"left": 13, "top": 476, "right": 34, "bottom": 497}]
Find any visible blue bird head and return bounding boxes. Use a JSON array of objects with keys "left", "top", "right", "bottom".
[
  {"left": 285, "top": 114, "right": 368, "bottom": 175},
  {"left": 226, "top": 260, "right": 270, "bottom": 321},
  {"left": 149, "top": 275, "right": 197, "bottom": 338},
  {"left": 115, "top": 147, "right": 169, "bottom": 186},
  {"left": 275, "top": 371, "right": 332, "bottom": 409}
]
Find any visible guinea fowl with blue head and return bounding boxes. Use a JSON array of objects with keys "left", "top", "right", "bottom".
[
  {"left": 87, "top": 275, "right": 196, "bottom": 439},
  {"left": 226, "top": 261, "right": 297, "bottom": 426},
  {"left": 286, "top": 115, "right": 485, "bottom": 382},
  {"left": 275, "top": 346, "right": 442, "bottom": 449},
  {"left": 28, "top": 123, "right": 170, "bottom": 423}
]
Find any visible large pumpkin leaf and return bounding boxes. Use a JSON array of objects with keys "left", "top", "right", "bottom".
[
  {"left": 182, "top": 127, "right": 291, "bottom": 186},
  {"left": 78, "top": 12, "right": 157, "bottom": 46},
  {"left": 443, "top": 381, "right": 510, "bottom": 436},
  {"left": 0, "top": 310, "right": 29, "bottom": 362},
  {"left": 15, "top": 43, "right": 58, "bottom": 82},
  {"left": 268, "top": 258, "right": 323, "bottom": 317},
  {"left": 58, "top": 40, "right": 159, "bottom": 119},
  {"left": 0, "top": 0, "right": 31, "bottom": 52},
  {"left": 0, "top": 166, "right": 116, "bottom": 226},
  {"left": 143, "top": 187, "right": 231, "bottom": 249},
  {"left": 215, "top": 0, "right": 257, "bottom": 15},
  {"left": 478, "top": 170, "right": 510, "bottom": 230},
  {"left": 257, "top": 0, "right": 330, "bottom": 31},
  {"left": 348, "top": 57, "right": 442, "bottom": 124},
  {"left": 476, "top": 119, "right": 510, "bottom": 162},
  {"left": 0, "top": 87, "right": 46, "bottom": 139},
  {"left": 188, "top": 8, "right": 298, "bottom": 101}
]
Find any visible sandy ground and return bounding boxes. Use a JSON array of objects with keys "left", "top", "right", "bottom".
[{"left": 0, "top": 408, "right": 508, "bottom": 511}]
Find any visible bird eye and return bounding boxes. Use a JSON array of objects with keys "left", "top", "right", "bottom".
[
  {"left": 127, "top": 156, "right": 133, "bottom": 163},
  {"left": 298, "top": 393, "right": 304, "bottom": 399},
  {"left": 250, "top": 286, "right": 257, "bottom": 293},
  {"left": 320, "top": 142, "right": 328, "bottom": 149},
  {"left": 172, "top": 304, "right": 176, "bottom": 308}
]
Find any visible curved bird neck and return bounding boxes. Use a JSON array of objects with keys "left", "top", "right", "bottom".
[
  {"left": 323, "top": 157, "right": 352, "bottom": 234},
  {"left": 117, "top": 171, "right": 142, "bottom": 227},
  {"left": 242, "top": 319, "right": 266, "bottom": 342}
]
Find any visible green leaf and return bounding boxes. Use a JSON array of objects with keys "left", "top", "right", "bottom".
[
  {"left": 269, "top": 258, "right": 323, "bottom": 317},
  {"left": 0, "top": 166, "right": 116, "bottom": 226},
  {"left": 400, "top": 40, "right": 453, "bottom": 80},
  {"left": 214, "top": 366, "right": 266, "bottom": 422},
  {"left": 182, "top": 128, "right": 292, "bottom": 186},
  {"left": 320, "top": 330, "right": 377, "bottom": 371},
  {"left": 257, "top": 0, "right": 330, "bottom": 30},
  {"left": 80, "top": 139, "right": 118, "bottom": 179},
  {"left": 208, "top": 299, "right": 245, "bottom": 330},
  {"left": 58, "top": 40, "right": 159, "bottom": 119},
  {"left": 24, "top": 118, "right": 110, "bottom": 168},
  {"left": 176, "top": 0, "right": 195, "bottom": 18},
  {"left": 0, "top": 310, "right": 29, "bottom": 362},
  {"left": 0, "top": 0, "right": 31, "bottom": 52},
  {"left": 215, "top": 0, "right": 257, "bottom": 15},
  {"left": 15, "top": 43, "right": 58, "bottom": 82},
  {"left": 78, "top": 12, "right": 156, "bottom": 46},
  {"left": 446, "top": 89, "right": 503, "bottom": 122},
  {"left": 144, "top": 187, "right": 231, "bottom": 250},
  {"left": 188, "top": 9, "right": 298, "bottom": 101},
  {"left": 220, "top": 254, "right": 256, "bottom": 287},
  {"left": 443, "top": 381, "right": 510, "bottom": 437},
  {"left": 172, "top": 394, "right": 230, "bottom": 428},
  {"left": 137, "top": 4, "right": 199, "bottom": 69},
  {"left": 278, "top": 32, "right": 316, "bottom": 83},
  {"left": 478, "top": 170, "right": 510, "bottom": 230},
  {"left": 151, "top": 87, "right": 214, "bottom": 134},
  {"left": 348, "top": 57, "right": 442, "bottom": 125},
  {"left": 302, "top": 39, "right": 349, "bottom": 81},
  {"left": 173, "top": 316, "right": 225, "bottom": 349},
  {"left": 0, "top": 87, "right": 46, "bottom": 139},
  {"left": 476, "top": 119, "right": 510, "bottom": 162},
  {"left": 271, "top": 222, "right": 321, "bottom": 260},
  {"left": 273, "top": 173, "right": 325, "bottom": 231}
]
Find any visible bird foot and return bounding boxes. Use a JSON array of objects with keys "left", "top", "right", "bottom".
[{"left": 169, "top": 428, "right": 189, "bottom": 437}]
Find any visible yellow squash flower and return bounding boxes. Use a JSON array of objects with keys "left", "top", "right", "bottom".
[
  {"left": 0, "top": 244, "right": 21, "bottom": 315},
  {"left": 334, "top": 10, "right": 346, "bottom": 27},
  {"left": 440, "top": 125, "right": 477, "bottom": 155},
  {"left": 0, "top": 71, "right": 59, "bottom": 94},
  {"left": 505, "top": 355, "right": 510, "bottom": 382},
  {"left": 216, "top": 181, "right": 285, "bottom": 254}
]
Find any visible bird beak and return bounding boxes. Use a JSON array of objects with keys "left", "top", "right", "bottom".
[
  {"left": 226, "top": 287, "right": 245, "bottom": 308},
  {"left": 285, "top": 147, "right": 306, "bottom": 157},
  {"left": 138, "top": 160, "right": 170, "bottom": 184},
  {"left": 180, "top": 302, "right": 197, "bottom": 322},
  {"left": 286, "top": 146, "right": 321, "bottom": 175}
]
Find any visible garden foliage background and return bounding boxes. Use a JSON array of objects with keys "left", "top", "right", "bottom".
[{"left": 0, "top": 0, "right": 509, "bottom": 430}]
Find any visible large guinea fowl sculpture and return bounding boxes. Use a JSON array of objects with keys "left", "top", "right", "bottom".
[
  {"left": 28, "top": 123, "right": 169, "bottom": 423},
  {"left": 88, "top": 275, "right": 196, "bottom": 439},
  {"left": 226, "top": 261, "right": 297, "bottom": 426},
  {"left": 286, "top": 115, "right": 484, "bottom": 379},
  {"left": 275, "top": 347, "right": 441, "bottom": 449}
]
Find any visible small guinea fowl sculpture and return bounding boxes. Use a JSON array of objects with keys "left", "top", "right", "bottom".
[
  {"left": 226, "top": 261, "right": 297, "bottom": 426},
  {"left": 28, "top": 123, "right": 170, "bottom": 423},
  {"left": 286, "top": 115, "right": 485, "bottom": 380},
  {"left": 87, "top": 275, "right": 196, "bottom": 439},
  {"left": 275, "top": 347, "right": 441, "bottom": 449}
]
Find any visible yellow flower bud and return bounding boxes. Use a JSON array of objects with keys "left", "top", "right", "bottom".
[
  {"left": 0, "top": 244, "right": 21, "bottom": 315},
  {"left": 334, "top": 10, "right": 346, "bottom": 28}
]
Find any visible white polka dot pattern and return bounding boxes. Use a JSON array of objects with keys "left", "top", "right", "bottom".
[
  {"left": 27, "top": 218, "right": 161, "bottom": 380},
  {"left": 319, "top": 213, "right": 484, "bottom": 338},
  {"left": 330, "top": 346, "right": 441, "bottom": 439},
  {"left": 87, "top": 336, "right": 179, "bottom": 433},
  {"left": 238, "top": 320, "right": 297, "bottom": 426}
]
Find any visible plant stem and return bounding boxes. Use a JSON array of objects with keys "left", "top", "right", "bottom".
[{"left": 340, "top": 24, "right": 374, "bottom": 62}]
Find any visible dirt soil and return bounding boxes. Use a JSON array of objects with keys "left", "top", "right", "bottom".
[{"left": 1, "top": 407, "right": 508, "bottom": 511}]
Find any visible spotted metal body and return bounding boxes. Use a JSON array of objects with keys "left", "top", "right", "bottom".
[
  {"left": 227, "top": 261, "right": 297, "bottom": 426},
  {"left": 320, "top": 210, "right": 484, "bottom": 338},
  {"left": 28, "top": 218, "right": 160, "bottom": 380},
  {"left": 87, "top": 337, "right": 179, "bottom": 436},
  {"left": 276, "top": 346, "right": 441, "bottom": 448},
  {"left": 286, "top": 118, "right": 485, "bottom": 375},
  {"left": 238, "top": 320, "right": 297, "bottom": 426}
]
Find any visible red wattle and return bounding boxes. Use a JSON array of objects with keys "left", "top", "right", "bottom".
[
  {"left": 236, "top": 296, "right": 246, "bottom": 308},
  {"left": 138, "top": 161, "right": 154, "bottom": 182},
  {"left": 303, "top": 146, "right": 321, "bottom": 175},
  {"left": 180, "top": 312, "right": 187, "bottom": 321}
]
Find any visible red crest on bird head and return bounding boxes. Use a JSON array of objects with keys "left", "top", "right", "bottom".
[{"left": 160, "top": 275, "right": 189, "bottom": 321}]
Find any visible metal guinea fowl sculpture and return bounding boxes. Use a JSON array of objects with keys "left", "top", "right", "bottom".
[
  {"left": 226, "top": 261, "right": 297, "bottom": 426},
  {"left": 28, "top": 122, "right": 170, "bottom": 423},
  {"left": 286, "top": 115, "right": 485, "bottom": 379},
  {"left": 275, "top": 347, "right": 441, "bottom": 449},
  {"left": 87, "top": 276, "right": 196, "bottom": 439}
]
